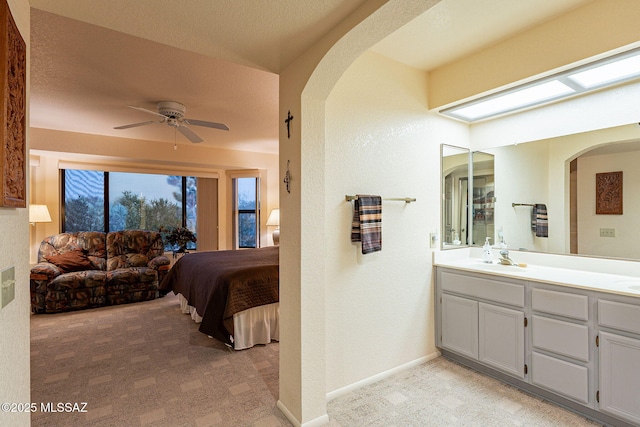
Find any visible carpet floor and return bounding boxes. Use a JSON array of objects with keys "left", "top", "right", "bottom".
[
  {"left": 31, "top": 293, "right": 602, "bottom": 426},
  {"left": 31, "top": 293, "right": 287, "bottom": 427}
]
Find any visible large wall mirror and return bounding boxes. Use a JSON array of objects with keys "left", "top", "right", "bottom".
[{"left": 444, "top": 123, "right": 640, "bottom": 261}]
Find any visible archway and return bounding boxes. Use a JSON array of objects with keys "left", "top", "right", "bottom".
[{"left": 277, "top": 1, "right": 441, "bottom": 425}]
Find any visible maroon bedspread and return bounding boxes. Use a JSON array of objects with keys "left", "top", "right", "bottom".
[{"left": 159, "top": 246, "right": 279, "bottom": 345}]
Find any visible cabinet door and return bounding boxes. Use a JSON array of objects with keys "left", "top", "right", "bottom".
[
  {"left": 441, "top": 293, "right": 478, "bottom": 359},
  {"left": 599, "top": 331, "right": 640, "bottom": 425},
  {"left": 478, "top": 302, "right": 525, "bottom": 379}
]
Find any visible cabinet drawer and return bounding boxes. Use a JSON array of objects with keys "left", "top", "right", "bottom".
[
  {"left": 598, "top": 300, "right": 640, "bottom": 335},
  {"left": 532, "top": 315, "right": 589, "bottom": 362},
  {"left": 441, "top": 270, "right": 524, "bottom": 307},
  {"left": 532, "top": 288, "right": 588, "bottom": 321},
  {"left": 532, "top": 352, "right": 589, "bottom": 405}
]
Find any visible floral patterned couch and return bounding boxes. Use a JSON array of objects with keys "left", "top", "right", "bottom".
[{"left": 30, "top": 230, "right": 171, "bottom": 314}]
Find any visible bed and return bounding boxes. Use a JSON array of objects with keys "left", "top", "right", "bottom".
[{"left": 159, "top": 246, "right": 279, "bottom": 350}]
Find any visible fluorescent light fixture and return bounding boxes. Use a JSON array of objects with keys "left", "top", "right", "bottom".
[
  {"left": 440, "top": 47, "right": 640, "bottom": 122},
  {"left": 567, "top": 52, "right": 640, "bottom": 88},
  {"left": 450, "top": 81, "right": 574, "bottom": 121}
]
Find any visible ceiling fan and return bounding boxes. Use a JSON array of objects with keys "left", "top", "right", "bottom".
[{"left": 114, "top": 101, "right": 229, "bottom": 143}]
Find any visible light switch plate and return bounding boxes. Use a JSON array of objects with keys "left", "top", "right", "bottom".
[
  {"left": 599, "top": 228, "right": 615, "bottom": 237},
  {"left": 429, "top": 232, "right": 438, "bottom": 249},
  {"left": 1, "top": 266, "right": 15, "bottom": 309}
]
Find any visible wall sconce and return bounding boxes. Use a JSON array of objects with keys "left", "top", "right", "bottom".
[
  {"left": 29, "top": 204, "right": 52, "bottom": 226},
  {"left": 266, "top": 209, "right": 280, "bottom": 245}
]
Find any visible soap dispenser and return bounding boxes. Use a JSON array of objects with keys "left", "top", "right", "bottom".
[
  {"left": 482, "top": 237, "right": 493, "bottom": 263},
  {"left": 453, "top": 232, "right": 461, "bottom": 246}
]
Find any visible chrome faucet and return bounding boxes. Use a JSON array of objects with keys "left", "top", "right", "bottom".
[{"left": 499, "top": 248, "right": 516, "bottom": 265}]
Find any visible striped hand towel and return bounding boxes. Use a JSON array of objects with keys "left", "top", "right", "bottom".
[
  {"left": 534, "top": 204, "right": 548, "bottom": 238},
  {"left": 350, "top": 195, "right": 382, "bottom": 254}
]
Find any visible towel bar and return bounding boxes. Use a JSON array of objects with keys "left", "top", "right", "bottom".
[
  {"left": 512, "top": 203, "right": 535, "bottom": 207},
  {"left": 345, "top": 195, "right": 416, "bottom": 203}
]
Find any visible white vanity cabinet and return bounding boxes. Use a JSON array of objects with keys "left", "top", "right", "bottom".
[
  {"left": 437, "top": 268, "right": 525, "bottom": 379},
  {"left": 530, "top": 287, "right": 592, "bottom": 406},
  {"left": 597, "top": 298, "right": 640, "bottom": 425},
  {"left": 435, "top": 264, "right": 640, "bottom": 427}
]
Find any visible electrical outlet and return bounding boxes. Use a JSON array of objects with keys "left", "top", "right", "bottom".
[
  {"left": 1, "top": 266, "right": 15, "bottom": 309},
  {"left": 599, "top": 228, "right": 616, "bottom": 237}
]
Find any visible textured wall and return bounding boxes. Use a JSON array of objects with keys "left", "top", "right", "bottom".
[{"left": 324, "top": 51, "right": 468, "bottom": 393}]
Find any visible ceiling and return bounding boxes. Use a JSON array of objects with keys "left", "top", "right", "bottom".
[{"left": 29, "top": 0, "right": 592, "bottom": 155}]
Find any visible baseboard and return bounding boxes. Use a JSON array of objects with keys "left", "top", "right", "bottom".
[
  {"left": 277, "top": 400, "right": 300, "bottom": 427},
  {"left": 276, "top": 400, "right": 330, "bottom": 427},
  {"left": 325, "top": 350, "right": 441, "bottom": 402}
]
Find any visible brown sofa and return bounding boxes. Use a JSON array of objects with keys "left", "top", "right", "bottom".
[{"left": 30, "top": 230, "right": 171, "bottom": 313}]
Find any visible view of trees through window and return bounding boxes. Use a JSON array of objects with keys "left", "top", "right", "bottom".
[
  {"left": 63, "top": 169, "right": 105, "bottom": 232},
  {"left": 236, "top": 177, "right": 259, "bottom": 248},
  {"left": 63, "top": 170, "right": 197, "bottom": 249}
]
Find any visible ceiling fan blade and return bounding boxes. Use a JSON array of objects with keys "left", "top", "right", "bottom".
[
  {"left": 128, "top": 105, "right": 167, "bottom": 119},
  {"left": 113, "top": 120, "right": 160, "bottom": 130},
  {"left": 184, "top": 118, "right": 229, "bottom": 131},
  {"left": 177, "top": 125, "right": 203, "bottom": 143}
]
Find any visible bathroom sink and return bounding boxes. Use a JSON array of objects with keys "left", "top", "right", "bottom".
[
  {"left": 614, "top": 279, "right": 640, "bottom": 292},
  {"left": 475, "top": 261, "right": 527, "bottom": 271}
]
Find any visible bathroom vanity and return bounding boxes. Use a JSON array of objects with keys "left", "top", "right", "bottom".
[{"left": 434, "top": 254, "right": 640, "bottom": 427}]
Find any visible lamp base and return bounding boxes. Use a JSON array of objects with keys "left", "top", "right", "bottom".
[{"left": 272, "top": 228, "right": 280, "bottom": 245}]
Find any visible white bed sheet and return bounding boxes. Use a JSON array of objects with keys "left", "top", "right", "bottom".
[{"left": 177, "top": 293, "right": 279, "bottom": 350}]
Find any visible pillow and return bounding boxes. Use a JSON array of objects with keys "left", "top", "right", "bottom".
[
  {"left": 45, "top": 248, "right": 93, "bottom": 273},
  {"left": 125, "top": 253, "right": 149, "bottom": 267}
]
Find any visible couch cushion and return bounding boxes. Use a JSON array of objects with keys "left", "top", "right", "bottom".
[
  {"left": 105, "top": 267, "right": 158, "bottom": 305},
  {"left": 45, "top": 248, "right": 93, "bottom": 273},
  {"left": 49, "top": 270, "right": 107, "bottom": 291},
  {"left": 106, "top": 230, "right": 165, "bottom": 271},
  {"left": 107, "top": 253, "right": 149, "bottom": 270}
]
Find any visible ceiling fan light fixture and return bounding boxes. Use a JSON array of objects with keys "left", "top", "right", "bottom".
[{"left": 156, "top": 101, "right": 186, "bottom": 119}]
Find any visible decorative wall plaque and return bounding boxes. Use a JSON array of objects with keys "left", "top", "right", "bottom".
[
  {"left": 595, "top": 171, "right": 622, "bottom": 215},
  {"left": 0, "top": 0, "right": 26, "bottom": 208}
]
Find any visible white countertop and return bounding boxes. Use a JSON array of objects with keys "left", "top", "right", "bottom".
[{"left": 434, "top": 257, "right": 640, "bottom": 298}]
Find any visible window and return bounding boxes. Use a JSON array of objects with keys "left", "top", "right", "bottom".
[
  {"left": 62, "top": 170, "right": 197, "bottom": 249},
  {"left": 62, "top": 169, "right": 105, "bottom": 232},
  {"left": 234, "top": 177, "right": 259, "bottom": 248}
]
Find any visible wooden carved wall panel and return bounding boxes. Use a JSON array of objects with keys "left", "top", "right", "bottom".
[
  {"left": 0, "top": 0, "right": 26, "bottom": 208},
  {"left": 595, "top": 171, "right": 623, "bottom": 215}
]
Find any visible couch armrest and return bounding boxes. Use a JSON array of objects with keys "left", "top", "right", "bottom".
[
  {"left": 148, "top": 255, "right": 170, "bottom": 270},
  {"left": 149, "top": 255, "right": 171, "bottom": 289},
  {"left": 30, "top": 262, "right": 62, "bottom": 281},
  {"left": 30, "top": 262, "right": 62, "bottom": 314}
]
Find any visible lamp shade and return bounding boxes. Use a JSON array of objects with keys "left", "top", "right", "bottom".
[
  {"left": 29, "top": 204, "right": 52, "bottom": 224},
  {"left": 266, "top": 209, "right": 279, "bottom": 226}
]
